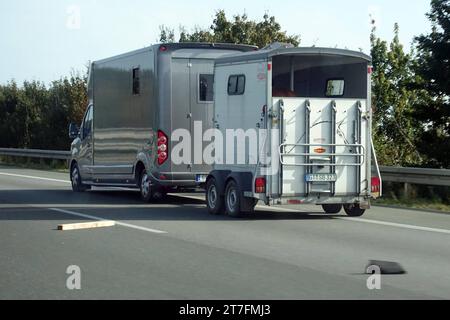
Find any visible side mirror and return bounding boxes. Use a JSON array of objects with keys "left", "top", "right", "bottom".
[{"left": 69, "top": 122, "right": 79, "bottom": 139}]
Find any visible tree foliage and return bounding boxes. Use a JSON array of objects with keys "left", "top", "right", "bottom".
[
  {"left": 412, "top": 0, "right": 450, "bottom": 167},
  {"left": 370, "top": 24, "right": 425, "bottom": 166},
  {"left": 159, "top": 10, "right": 300, "bottom": 48},
  {"left": 0, "top": 72, "right": 87, "bottom": 150}
]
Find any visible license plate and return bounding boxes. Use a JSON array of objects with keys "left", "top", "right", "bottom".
[
  {"left": 305, "top": 173, "right": 337, "bottom": 182},
  {"left": 195, "top": 174, "right": 207, "bottom": 183}
]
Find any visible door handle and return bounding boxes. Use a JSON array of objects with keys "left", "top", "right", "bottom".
[{"left": 187, "top": 113, "right": 192, "bottom": 119}]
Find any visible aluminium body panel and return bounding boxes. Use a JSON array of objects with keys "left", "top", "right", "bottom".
[
  {"left": 81, "top": 44, "right": 255, "bottom": 187},
  {"left": 91, "top": 47, "right": 156, "bottom": 181}
]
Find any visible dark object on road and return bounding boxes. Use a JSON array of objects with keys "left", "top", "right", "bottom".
[{"left": 366, "top": 260, "right": 407, "bottom": 275}]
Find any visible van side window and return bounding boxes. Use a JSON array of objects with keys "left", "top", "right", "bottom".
[
  {"left": 325, "top": 79, "right": 345, "bottom": 97},
  {"left": 132, "top": 67, "right": 140, "bottom": 95},
  {"left": 199, "top": 74, "right": 214, "bottom": 102},
  {"left": 228, "top": 75, "right": 245, "bottom": 95}
]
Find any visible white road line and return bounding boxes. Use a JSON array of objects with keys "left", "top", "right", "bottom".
[
  {"left": 173, "top": 194, "right": 450, "bottom": 235},
  {"left": 2, "top": 172, "right": 448, "bottom": 236},
  {"left": 49, "top": 208, "right": 168, "bottom": 234},
  {"left": 338, "top": 217, "right": 450, "bottom": 235},
  {"left": 0, "top": 172, "right": 70, "bottom": 184}
]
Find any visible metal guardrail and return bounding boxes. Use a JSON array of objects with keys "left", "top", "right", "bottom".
[
  {"left": 0, "top": 148, "right": 449, "bottom": 187},
  {"left": 379, "top": 166, "right": 450, "bottom": 187},
  {"left": 0, "top": 148, "right": 70, "bottom": 160}
]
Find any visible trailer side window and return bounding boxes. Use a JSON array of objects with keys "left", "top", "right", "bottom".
[
  {"left": 325, "top": 79, "right": 345, "bottom": 97},
  {"left": 199, "top": 74, "right": 214, "bottom": 102},
  {"left": 132, "top": 67, "right": 140, "bottom": 95},
  {"left": 228, "top": 75, "right": 245, "bottom": 95}
]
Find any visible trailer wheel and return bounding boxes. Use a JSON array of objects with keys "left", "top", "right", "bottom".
[
  {"left": 344, "top": 204, "right": 366, "bottom": 217},
  {"left": 70, "top": 163, "right": 90, "bottom": 192},
  {"left": 224, "top": 180, "right": 242, "bottom": 217},
  {"left": 321, "top": 204, "right": 342, "bottom": 214},
  {"left": 206, "top": 178, "right": 224, "bottom": 215}
]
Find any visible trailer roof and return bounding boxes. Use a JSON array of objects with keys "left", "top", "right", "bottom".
[
  {"left": 215, "top": 46, "right": 372, "bottom": 65},
  {"left": 93, "top": 42, "right": 257, "bottom": 65},
  {"left": 158, "top": 42, "right": 258, "bottom": 52}
]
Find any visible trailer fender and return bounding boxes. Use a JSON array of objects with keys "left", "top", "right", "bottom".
[{"left": 225, "top": 172, "right": 256, "bottom": 212}]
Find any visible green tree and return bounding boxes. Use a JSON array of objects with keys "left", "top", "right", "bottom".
[
  {"left": 370, "top": 24, "right": 424, "bottom": 166},
  {"left": 159, "top": 10, "right": 300, "bottom": 48},
  {"left": 413, "top": 0, "right": 450, "bottom": 168}
]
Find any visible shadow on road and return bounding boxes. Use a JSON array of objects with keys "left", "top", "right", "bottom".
[{"left": 0, "top": 189, "right": 336, "bottom": 221}]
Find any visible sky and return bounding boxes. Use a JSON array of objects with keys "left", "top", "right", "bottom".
[{"left": 0, "top": 0, "right": 432, "bottom": 85}]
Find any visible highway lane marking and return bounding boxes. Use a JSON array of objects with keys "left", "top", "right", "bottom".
[
  {"left": 338, "top": 217, "right": 450, "bottom": 235},
  {"left": 1, "top": 172, "right": 448, "bottom": 235},
  {"left": 0, "top": 172, "right": 70, "bottom": 184},
  {"left": 50, "top": 208, "right": 168, "bottom": 234},
  {"left": 173, "top": 194, "right": 450, "bottom": 235}
]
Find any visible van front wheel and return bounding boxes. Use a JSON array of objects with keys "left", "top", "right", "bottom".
[
  {"left": 344, "top": 204, "right": 365, "bottom": 217},
  {"left": 71, "top": 164, "right": 89, "bottom": 192}
]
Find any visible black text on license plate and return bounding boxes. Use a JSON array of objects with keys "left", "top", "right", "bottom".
[{"left": 305, "top": 174, "right": 337, "bottom": 182}]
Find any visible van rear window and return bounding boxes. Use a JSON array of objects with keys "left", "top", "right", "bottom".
[{"left": 228, "top": 75, "right": 245, "bottom": 95}]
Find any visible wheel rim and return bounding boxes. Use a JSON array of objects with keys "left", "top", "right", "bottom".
[
  {"left": 71, "top": 167, "right": 79, "bottom": 188},
  {"left": 141, "top": 172, "right": 150, "bottom": 198},
  {"left": 208, "top": 184, "right": 217, "bottom": 209},
  {"left": 227, "top": 186, "right": 237, "bottom": 212}
]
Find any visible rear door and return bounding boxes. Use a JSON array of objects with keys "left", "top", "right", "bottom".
[{"left": 278, "top": 98, "right": 367, "bottom": 197}]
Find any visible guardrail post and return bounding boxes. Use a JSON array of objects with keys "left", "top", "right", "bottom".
[{"left": 403, "top": 182, "right": 410, "bottom": 199}]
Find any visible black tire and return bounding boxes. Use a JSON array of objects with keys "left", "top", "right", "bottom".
[
  {"left": 344, "top": 204, "right": 366, "bottom": 217},
  {"left": 70, "top": 163, "right": 89, "bottom": 192},
  {"left": 322, "top": 204, "right": 342, "bottom": 214},
  {"left": 242, "top": 198, "right": 258, "bottom": 213},
  {"left": 205, "top": 178, "right": 225, "bottom": 215},
  {"left": 224, "top": 180, "right": 242, "bottom": 218},
  {"left": 139, "top": 169, "right": 153, "bottom": 202}
]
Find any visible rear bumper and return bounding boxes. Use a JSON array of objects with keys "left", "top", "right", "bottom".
[
  {"left": 149, "top": 171, "right": 208, "bottom": 188},
  {"left": 267, "top": 195, "right": 371, "bottom": 207}
]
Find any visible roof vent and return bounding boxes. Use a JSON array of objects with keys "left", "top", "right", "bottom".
[{"left": 262, "top": 42, "right": 295, "bottom": 50}]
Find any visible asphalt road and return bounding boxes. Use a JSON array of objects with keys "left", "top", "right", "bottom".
[{"left": 0, "top": 165, "right": 449, "bottom": 299}]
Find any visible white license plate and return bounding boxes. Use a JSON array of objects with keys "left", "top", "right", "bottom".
[
  {"left": 195, "top": 175, "right": 207, "bottom": 183},
  {"left": 305, "top": 173, "right": 337, "bottom": 182}
]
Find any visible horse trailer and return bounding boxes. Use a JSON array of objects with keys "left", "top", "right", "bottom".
[
  {"left": 205, "top": 43, "right": 382, "bottom": 217},
  {"left": 68, "top": 43, "right": 256, "bottom": 201}
]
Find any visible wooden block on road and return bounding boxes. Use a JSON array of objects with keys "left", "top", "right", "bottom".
[{"left": 57, "top": 220, "right": 115, "bottom": 231}]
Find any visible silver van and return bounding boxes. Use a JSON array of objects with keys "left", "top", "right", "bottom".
[{"left": 68, "top": 43, "right": 256, "bottom": 201}]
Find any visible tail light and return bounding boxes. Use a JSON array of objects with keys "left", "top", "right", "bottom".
[
  {"left": 157, "top": 130, "right": 168, "bottom": 165},
  {"left": 255, "top": 177, "right": 266, "bottom": 194},
  {"left": 371, "top": 176, "right": 381, "bottom": 198}
]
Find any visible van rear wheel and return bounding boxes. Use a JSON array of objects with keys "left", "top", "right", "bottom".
[
  {"left": 344, "top": 204, "right": 365, "bottom": 217},
  {"left": 321, "top": 204, "right": 342, "bottom": 214},
  {"left": 206, "top": 178, "right": 225, "bottom": 215},
  {"left": 139, "top": 170, "right": 153, "bottom": 202}
]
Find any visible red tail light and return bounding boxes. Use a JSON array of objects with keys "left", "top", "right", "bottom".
[
  {"left": 371, "top": 176, "right": 381, "bottom": 198},
  {"left": 255, "top": 177, "right": 266, "bottom": 194},
  {"left": 157, "top": 130, "right": 168, "bottom": 165}
]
